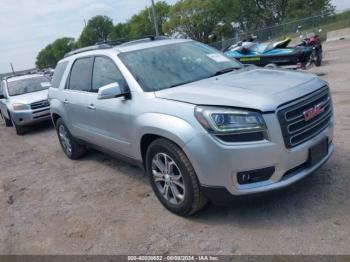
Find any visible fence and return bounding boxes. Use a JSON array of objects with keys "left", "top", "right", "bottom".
[{"left": 210, "top": 8, "right": 350, "bottom": 50}]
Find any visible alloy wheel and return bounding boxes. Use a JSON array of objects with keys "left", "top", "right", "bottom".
[
  {"left": 151, "top": 153, "right": 185, "bottom": 205},
  {"left": 58, "top": 125, "right": 72, "bottom": 154}
]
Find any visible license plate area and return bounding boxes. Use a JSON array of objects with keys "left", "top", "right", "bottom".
[{"left": 308, "top": 138, "right": 328, "bottom": 166}]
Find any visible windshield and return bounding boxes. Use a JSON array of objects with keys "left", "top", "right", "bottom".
[
  {"left": 119, "top": 41, "right": 242, "bottom": 91},
  {"left": 7, "top": 76, "right": 51, "bottom": 96}
]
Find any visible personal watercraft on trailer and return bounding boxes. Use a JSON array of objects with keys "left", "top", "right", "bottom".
[{"left": 224, "top": 38, "right": 312, "bottom": 67}]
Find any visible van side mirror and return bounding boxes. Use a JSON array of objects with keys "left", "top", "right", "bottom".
[{"left": 97, "top": 82, "right": 129, "bottom": 100}]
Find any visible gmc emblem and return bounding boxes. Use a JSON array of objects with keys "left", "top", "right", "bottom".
[{"left": 303, "top": 103, "right": 325, "bottom": 121}]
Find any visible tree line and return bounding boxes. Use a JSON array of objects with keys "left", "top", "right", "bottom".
[{"left": 36, "top": 0, "right": 334, "bottom": 69}]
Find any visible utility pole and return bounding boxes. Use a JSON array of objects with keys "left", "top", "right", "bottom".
[
  {"left": 151, "top": 0, "right": 159, "bottom": 36},
  {"left": 10, "top": 63, "right": 15, "bottom": 75}
]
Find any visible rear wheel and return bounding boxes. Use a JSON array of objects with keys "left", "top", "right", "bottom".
[
  {"left": 56, "top": 118, "right": 86, "bottom": 159},
  {"left": 146, "top": 138, "right": 208, "bottom": 216}
]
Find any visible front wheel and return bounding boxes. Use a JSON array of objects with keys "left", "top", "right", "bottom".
[
  {"left": 146, "top": 138, "right": 208, "bottom": 216},
  {"left": 4, "top": 116, "right": 12, "bottom": 127},
  {"left": 311, "top": 49, "right": 322, "bottom": 67},
  {"left": 56, "top": 118, "right": 87, "bottom": 159},
  {"left": 315, "top": 50, "right": 322, "bottom": 66},
  {"left": 13, "top": 123, "right": 25, "bottom": 135},
  {"left": 10, "top": 118, "right": 25, "bottom": 135}
]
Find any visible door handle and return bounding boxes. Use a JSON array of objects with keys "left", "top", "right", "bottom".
[
  {"left": 63, "top": 99, "right": 69, "bottom": 105},
  {"left": 88, "top": 104, "right": 96, "bottom": 110}
]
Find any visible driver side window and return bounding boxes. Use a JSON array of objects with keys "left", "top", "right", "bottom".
[{"left": 92, "top": 57, "right": 127, "bottom": 93}]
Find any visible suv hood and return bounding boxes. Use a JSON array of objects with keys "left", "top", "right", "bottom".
[
  {"left": 9, "top": 89, "right": 49, "bottom": 105},
  {"left": 155, "top": 67, "right": 326, "bottom": 112}
]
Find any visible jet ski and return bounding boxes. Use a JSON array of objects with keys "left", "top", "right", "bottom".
[{"left": 224, "top": 38, "right": 312, "bottom": 67}]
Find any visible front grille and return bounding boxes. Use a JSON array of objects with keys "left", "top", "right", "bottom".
[
  {"left": 30, "top": 100, "right": 50, "bottom": 110},
  {"left": 277, "top": 86, "right": 332, "bottom": 148}
]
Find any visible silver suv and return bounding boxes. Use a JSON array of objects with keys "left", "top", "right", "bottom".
[
  {"left": 0, "top": 74, "right": 51, "bottom": 135},
  {"left": 49, "top": 38, "right": 334, "bottom": 216}
]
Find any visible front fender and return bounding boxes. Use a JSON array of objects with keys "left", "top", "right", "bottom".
[{"left": 133, "top": 113, "right": 198, "bottom": 160}]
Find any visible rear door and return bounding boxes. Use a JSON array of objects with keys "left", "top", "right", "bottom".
[{"left": 61, "top": 56, "right": 96, "bottom": 141}]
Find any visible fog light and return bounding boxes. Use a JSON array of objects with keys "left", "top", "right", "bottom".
[{"left": 237, "top": 167, "right": 275, "bottom": 185}]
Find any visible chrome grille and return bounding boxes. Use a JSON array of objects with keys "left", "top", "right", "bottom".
[
  {"left": 30, "top": 100, "right": 50, "bottom": 110},
  {"left": 277, "top": 86, "right": 332, "bottom": 148}
]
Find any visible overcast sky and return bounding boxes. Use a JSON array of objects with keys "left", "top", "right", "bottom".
[{"left": 0, "top": 0, "right": 349, "bottom": 73}]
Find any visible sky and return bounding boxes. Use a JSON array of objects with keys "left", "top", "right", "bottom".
[{"left": 0, "top": 0, "right": 349, "bottom": 73}]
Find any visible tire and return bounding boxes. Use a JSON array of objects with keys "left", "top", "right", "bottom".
[
  {"left": 56, "top": 118, "right": 86, "bottom": 159},
  {"left": 145, "top": 138, "right": 208, "bottom": 216},
  {"left": 12, "top": 121, "right": 25, "bottom": 135},
  {"left": 4, "top": 116, "right": 12, "bottom": 127},
  {"left": 315, "top": 51, "right": 322, "bottom": 67}
]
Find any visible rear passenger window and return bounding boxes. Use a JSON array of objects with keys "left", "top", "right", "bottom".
[
  {"left": 51, "top": 61, "right": 68, "bottom": 89},
  {"left": 92, "top": 57, "right": 127, "bottom": 92},
  {"left": 68, "top": 57, "right": 93, "bottom": 91}
]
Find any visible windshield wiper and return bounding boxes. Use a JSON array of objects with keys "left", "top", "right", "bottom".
[
  {"left": 166, "top": 67, "right": 241, "bottom": 89},
  {"left": 169, "top": 80, "right": 196, "bottom": 89},
  {"left": 211, "top": 67, "right": 241, "bottom": 77}
]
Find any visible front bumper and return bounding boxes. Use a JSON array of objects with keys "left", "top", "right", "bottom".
[
  {"left": 184, "top": 113, "right": 334, "bottom": 197},
  {"left": 10, "top": 107, "right": 51, "bottom": 126}
]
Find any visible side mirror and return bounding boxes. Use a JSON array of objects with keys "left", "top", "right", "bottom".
[{"left": 97, "top": 82, "right": 129, "bottom": 100}]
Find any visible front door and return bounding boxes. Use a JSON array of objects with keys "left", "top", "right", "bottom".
[{"left": 85, "top": 56, "right": 132, "bottom": 155}]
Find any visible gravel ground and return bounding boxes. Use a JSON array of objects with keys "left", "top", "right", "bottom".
[{"left": 1, "top": 39, "right": 350, "bottom": 255}]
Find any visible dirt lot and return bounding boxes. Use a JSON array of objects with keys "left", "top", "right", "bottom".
[{"left": 1, "top": 39, "right": 350, "bottom": 255}]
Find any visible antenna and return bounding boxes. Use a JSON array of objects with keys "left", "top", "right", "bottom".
[{"left": 10, "top": 63, "right": 15, "bottom": 75}]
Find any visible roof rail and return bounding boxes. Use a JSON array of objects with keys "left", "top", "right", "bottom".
[
  {"left": 97, "top": 35, "right": 169, "bottom": 47},
  {"left": 63, "top": 44, "right": 112, "bottom": 58},
  {"left": 118, "top": 36, "right": 170, "bottom": 47},
  {"left": 63, "top": 35, "right": 170, "bottom": 58}
]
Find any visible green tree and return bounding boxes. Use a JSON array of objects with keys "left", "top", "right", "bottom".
[
  {"left": 163, "top": 0, "right": 225, "bottom": 43},
  {"left": 36, "top": 37, "right": 75, "bottom": 69},
  {"left": 286, "top": 0, "right": 334, "bottom": 20},
  {"left": 78, "top": 15, "right": 114, "bottom": 47},
  {"left": 235, "top": 0, "right": 335, "bottom": 30},
  {"left": 110, "top": 23, "right": 130, "bottom": 40},
  {"left": 128, "top": 1, "right": 170, "bottom": 38}
]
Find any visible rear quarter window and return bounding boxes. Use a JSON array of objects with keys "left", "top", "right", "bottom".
[{"left": 51, "top": 61, "right": 69, "bottom": 89}]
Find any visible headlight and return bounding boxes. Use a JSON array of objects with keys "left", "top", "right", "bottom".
[
  {"left": 194, "top": 106, "right": 267, "bottom": 134},
  {"left": 12, "top": 103, "right": 30, "bottom": 111}
]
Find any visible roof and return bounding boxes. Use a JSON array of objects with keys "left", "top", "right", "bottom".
[
  {"left": 115, "top": 38, "right": 192, "bottom": 53},
  {"left": 5, "top": 73, "right": 46, "bottom": 83},
  {"left": 62, "top": 37, "right": 192, "bottom": 59}
]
